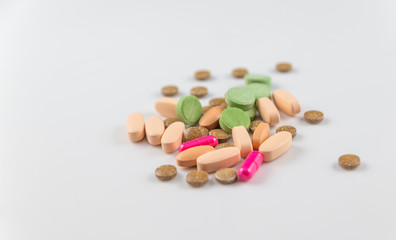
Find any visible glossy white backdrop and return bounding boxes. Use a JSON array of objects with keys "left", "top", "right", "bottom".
[{"left": 1, "top": 0, "right": 396, "bottom": 239}]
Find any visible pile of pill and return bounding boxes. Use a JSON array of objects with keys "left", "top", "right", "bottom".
[{"left": 126, "top": 64, "right": 359, "bottom": 187}]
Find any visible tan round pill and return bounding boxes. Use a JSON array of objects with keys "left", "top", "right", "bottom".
[
  {"left": 304, "top": 110, "right": 324, "bottom": 124},
  {"left": 232, "top": 68, "right": 248, "bottom": 78},
  {"left": 209, "top": 129, "right": 230, "bottom": 143},
  {"left": 183, "top": 127, "right": 203, "bottom": 142},
  {"left": 194, "top": 70, "right": 210, "bottom": 81},
  {"left": 215, "top": 168, "right": 237, "bottom": 184},
  {"left": 215, "top": 143, "right": 235, "bottom": 150},
  {"left": 276, "top": 63, "right": 292, "bottom": 72},
  {"left": 186, "top": 170, "right": 209, "bottom": 187},
  {"left": 190, "top": 86, "right": 208, "bottom": 98},
  {"left": 199, "top": 126, "right": 209, "bottom": 136},
  {"left": 338, "top": 154, "right": 360, "bottom": 170},
  {"left": 163, "top": 117, "right": 180, "bottom": 128},
  {"left": 276, "top": 125, "right": 297, "bottom": 138},
  {"left": 249, "top": 120, "right": 264, "bottom": 133},
  {"left": 209, "top": 98, "right": 226, "bottom": 107},
  {"left": 155, "top": 165, "right": 177, "bottom": 181},
  {"left": 161, "top": 85, "right": 178, "bottom": 96}
]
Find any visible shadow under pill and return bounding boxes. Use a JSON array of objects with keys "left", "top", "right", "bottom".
[{"left": 332, "top": 162, "right": 368, "bottom": 172}]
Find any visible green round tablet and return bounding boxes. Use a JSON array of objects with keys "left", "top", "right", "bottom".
[
  {"left": 246, "top": 83, "right": 271, "bottom": 99},
  {"left": 176, "top": 96, "right": 202, "bottom": 125},
  {"left": 219, "top": 107, "right": 251, "bottom": 134},
  {"left": 244, "top": 74, "right": 271, "bottom": 86},
  {"left": 244, "top": 106, "right": 257, "bottom": 121},
  {"left": 225, "top": 87, "right": 255, "bottom": 111}
]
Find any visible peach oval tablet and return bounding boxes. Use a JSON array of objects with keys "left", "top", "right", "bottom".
[
  {"left": 197, "top": 147, "right": 241, "bottom": 173},
  {"left": 126, "top": 112, "right": 145, "bottom": 142},
  {"left": 259, "top": 131, "right": 292, "bottom": 162},
  {"left": 272, "top": 89, "right": 301, "bottom": 116},
  {"left": 154, "top": 97, "right": 178, "bottom": 118},
  {"left": 161, "top": 122, "right": 185, "bottom": 153},
  {"left": 199, "top": 105, "right": 226, "bottom": 130},
  {"left": 252, "top": 122, "right": 270, "bottom": 150},
  {"left": 145, "top": 116, "right": 165, "bottom": 145},
  {"left": 257, "top": 97, "right": 280, "bottom": 126},
  {"left": 176, "top": 145, "right": 215, "bottom": 167},
  {"left": 232, "top": 126, "right": 253, "bottom": 158}
]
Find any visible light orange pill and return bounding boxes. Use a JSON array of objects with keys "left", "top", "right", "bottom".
[
  {"left": 257, "top": 97, "right": 280, "bottom": 126},
  {"left": 272, "top": 89, "right": 301, "bottom": 116},
  {"left": 232, "top": 126, "right": 253, "bottom": 158},
  {"left": 259, "top": 131, "right": 292, "bottom": 162},
  {"left": 176, "top": 145, "right": 215, "bottom": 167},
  {"left": 199, "top": 105, "right": 226, "bottom": 130},
  {"left": 145, "top": 116, "right": 165, "bottom": 145},
  {"left": 154, "top": 97, "right": 178, "bottom": 118},
  {"left": 126, "top": 112, "right": 145, "bottom": 142},
  {"left": 161, "top": 122, "right": 185, "bottom": 153},
  {"left": 197, "top": 147, "right": 241, "bottom": 173},
  {"left": 252, "top": 122, "right": 270, "bottom": 150}
]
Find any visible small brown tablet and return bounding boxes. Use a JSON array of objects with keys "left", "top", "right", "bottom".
[
  {"left": 215, "top": 168, "right": 237, "bottom": 184},
  {"left": 276, "top": 125, "right": 297, "bottom": 138},
  {"left": 186, "top": 170, "right": 209, "bottom": 187},
  {"left": 194, "top": 70, "right": 210, "bottom": 80},
  {"left": 190, "top": 86, "right": 208, "bottom": 98},
  {"left": 199, "top": 126, "right": 209, "bottom": 136},
  {"left": 155, "top": 165, "right": 177, "bottom": 181},
  {"left": 249, "top": 120, "right": 264, "bottom": 133},
  {"left": 183, "top": 127, "right": 203, "bottom": 142},
  {"left": 209, "top": 97, "right": 226, "bottom": 107},
  {"left": 163, "top": 117, "right": 180, "bottom": 128},
  {"left": 208, "top": 129, "right": 230, "bottom": 143},
  {"left": 232, "top": 68, "right": 248, "bottom": 78},
  {"left": 338, "top": 154, "right": 360, "bottom": 170},
  {"left": 304, "top": 110, "right": 324, "bottom": 124},
  {"left": 161, "top": 85, "right": 178, "bottom": 96},
  {"left": 276, "top": 63, "right": 292, "bottom": 72}
]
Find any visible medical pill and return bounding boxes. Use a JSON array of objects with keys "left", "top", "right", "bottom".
[
  {"left": 257, "top": 97, "right": 280, "bottom": 126},
  {"left": 232, "top": 126, "right": 253, "bottom": 158},
  {"left": 238, "top": 151, "right": 264, "bottom": 181},
  {"left": 179, "top": 135, "right": 218, "bottom": 152},
  {"left": 304, "top": 110, "right": 324, "bottom": 124},
  {"left": 145, "top": 116, "right": 165, "bottom": 145},
  {"left": 276, "top": 125, "right": 297, "bottom": 138},
  {"left": 276, "top": 62, "right": 292, "bottom": 72},
  {"left": 259, "top": 131, "right": 292, "bottom": 162},
  {"left": 155, "top": 165, "right": 177, "bottom": 181},
  {"left": 232, "top": 68, "right": 248, "bottom": 78},
  {"left": 163, "top": 117, "right": 180, "bottom": 128},
  {"left": 208, "top": 129, "right": 230, "bottom": 143},
  {"left": 199, "top": 126, "right": 209, "bottom": 136},
  {"left": 209, "top": 97, "right": 226, "bottom": 107},
  {"left": 246, "top": 83, "right": 271, "bottom": 100},
  {"left": 215, "top": 168, "right": 237, "bottom": 184},
  {"left": 176, "top": 96, "right": 203, "bottom": 125},
  {"left": 199, "top": 105, "right": 226, "bottom": 130},
  {"left": 338, "top": 154, "right": 360, "bottom": 170},
  {"left": 186, "top": 170, "right": 209, "bottom": 187},
  {"left": 194, "top": 70, "right": 211, "bottom": 80},
  {"left": 197, "top": 147, "right": 241, "bottom": 173},
  {"left": 225, "top": 87, "right": 255, "bottom": 111},
  {"left": 215, "top": 143, "right": 235, "bottom": 150},
  {"left": 126, "top": 112, "right": 145, "bottom": 142},
  {"left": 154, "top": 97, "right": 178, "bottom": 118},
  {"left": 245, "top": 106, "right": 257, "bottom": 121},
  {"left": 176, "top": 146, "right": 215, "bottom": 167},
  {"left": 161, "top": 85, "right": 178, "bottom": 96},
  {"left": 161, "top": 122, "right": 185, "bottom": 153},
  {"left": 252, "top": 122, "right": 270, "bottom": 150},
  {"left": 244, "top": 74, "right": 271, "bottom": 86},
  {"left": 190, "top": 86, "right": 208, "bottom": 98},
  {"left": 183, "top": 127, "right": 203, "bottom": 142},
  {"left": 272, "top": 89, "right": 301, "bottom": 116},
  {"left": 219, "top": 107, "right": 251, "bottom": 133},
  {"left": 249, "top": 120, "right": 264, "bottom": 133}
]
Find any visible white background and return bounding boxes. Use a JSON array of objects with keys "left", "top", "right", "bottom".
[{"left": 1, "top": 0, "right": 396, "bottom": 239}]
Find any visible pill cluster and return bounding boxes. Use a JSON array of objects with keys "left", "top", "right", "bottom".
[{"left": 127, "top": 64, "right": 359, "bottom": 187}]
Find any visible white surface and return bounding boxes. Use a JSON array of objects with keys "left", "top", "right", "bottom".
[{"left": 1, "top": 0, "right": 396, "bottom": 239}]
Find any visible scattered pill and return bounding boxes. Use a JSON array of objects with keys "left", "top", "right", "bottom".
[
  {"left": 232, "top": 126, "right": 253, "bottom": 158},
  {"left": 232, "top": 68, "right": 248, "bottom": 78},
  {"left": 176, "top": 146, "right": 215, "bottom": 167},
  {"left": 197, "top": 147, "right": 241, "bottom": 173},
  {"left": 199, "top": 105, "right": 226, "bottom": 130},
  {"left": 155, "top": 165, "right": 177, "bottom": 181},
  {"left": 154, "top": 97, "right": 178, "bottom": 118},
  {"left": 249, "top": 120, "right": 264, "bottom": 133},
  {"left": 252, "top": 122, "right": 270, "bottom": 150},
  {"left": 244, "top": 74, "right": 271, "bottom": 86},
  {"left": 145, "top": 116, "right": 165, "bottom": 145},
  {"left": 176, "top": 96, "right": 203, "bottom": 125},
  {"left": 126, "top": 112, "right": 145, "bottom": 142},
  {"left": 161, "top": 85, "right": 178, "bottom": 96},
  {"left": 259, "top": 131, "right": 292, "bottom": 162},
  {"left": 209, "top": 97, "right": 226, "bottom": 107},
  {"left": 257, "top": 97, "right": 280, "bottom": 126},
  {"left": 199, "top": 126, "right": 209, "bottom": 136},
  {"left": 186, "top": 170, "right": 209, "bottom": 187},
  {"left": 161, "top": 122, "right": 185, "bottom": 153},
  {"left": 190, "top": 86, "right": 208, "bottom": 98},
  {"left": 163, "top": 117, "right": 180, "bottom": 128},
  {"left": 215, "top": 168, "right": 237, "bottom": 184},
  {"left": 219, "top": 107, "right": 251, "bottom": 133},
  {"left": 276, "top": 125, "right": 297, "bottom": 138},
  {"left": 276, "top": 62, "right": 292, "bottom": 72},
  {"left": 272, "top": 89, "right": 301, "bottom": 116},
  {"left": 246, "top": 83, "right": 271, "bottom": 100},
  {"left": 238, "top": 151, "right": 264, "bottom": 181},
  {"left": 208, "top": 129, "right": 230, "bottom": 143},
  {"left": 338, "top": 154, "right": 360, "bottom": 170},
  {"left": 194, "top": 70, "right": 210, "bottom": 81},
  {"left": 183, "top": 127, "right": 204, "bottom": 142},
  {"left": 304, "top": 110, "right": 324, "bottom": 124},
  {"left": 215, "top": 143, "right": 235, "bottom": 150},
  {"left": 225, "top": 87, "right": 256, "bottom": 111},
  {"left": 179, "top": 135, "right": 218, "bottom": 152}
]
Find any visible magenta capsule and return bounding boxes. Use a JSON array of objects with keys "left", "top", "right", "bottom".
[
  {"left": 238, "top": 151, "right": 263, "bottom": 181},
  {"left": 178, "top": 135, "right": 218, "bottom": 152}
]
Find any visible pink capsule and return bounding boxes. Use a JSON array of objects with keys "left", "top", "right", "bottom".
[
  {"left": 238, "top": 151, "right": 263, "bottom": 181},
  {"left": 178, "top": 135, "right": 218, "bottom": 152}
]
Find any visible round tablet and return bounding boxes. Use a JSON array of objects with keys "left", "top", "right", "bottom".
[
  {"left": 176, "top": 96, "right": 203, "bottom": 125},
  {"left": 219, "top": 107, "right": 251, "bottom": 133},
  {"left": 183, "top": 127, "right": 203, "bottom": 142},
  {"left": 194, "top": 70, "right": 210, "bottom": 80},
  {"left": 338, "top": 154, "right": 360, "bottom": 170},
  {"left": 304, "top": 110, "right": 324, "bottom": 124},
  {"left": 249, "top": 120, "right": 264, "bottom": 133},
  {"left": 215, "top": 168, "right": 237, "bottom": 184},
  {"left": 199, "top": 126, "right": 209, "bottom": 136},
  {"left": 161, "top": 85, "right": 178, "bottom": 96},
  {"left": 208, "top": 129, "right": 230, "bottom": 143},
  {"left": 209, "top": 97, "right": 226, "bottom": 107},
  {"left": 225, "top": 87, "right": 255, "bottom": 111},
  {"left": 186, "top": 170, "right": 209, "bottom": 187},
  {"left": 232, "top": 68, "right": 248, "bottom": 78},
  {"left": 155, "top": 165, "right": 177, "bottom": 181},
  {"left": 163, "top": 117, "right": 180, "bottom": 128},
  {"left": 246, "top": 83, "right": 271, "bottom": 99},
  {"left": 276, "top": 125, "right": 297, "bottom": 138},
  {"left": 276, "top": 62, "right": 292, "bottom": 72},
  {"left": 190, "top": 86, "right": 208, "bottom": 98}
]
